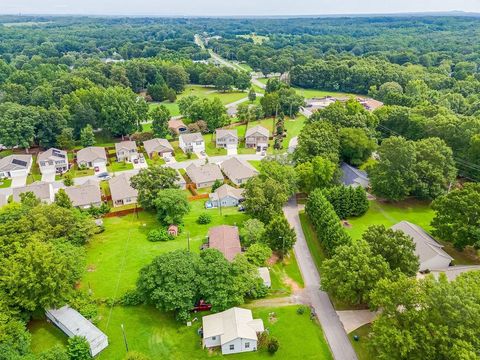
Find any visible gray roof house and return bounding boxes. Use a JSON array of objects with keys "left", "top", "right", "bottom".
[
  {"left": 341, "top": 162, "right": 370, "bottom": 188},
  {"left": 76, "top": 147, "right": 107, "bottom": 169},
  {"left": 115, "top": 141, "right": 138, "bottom": 162},
  {"left": 391, "top": 221, "right": 453, "bottom": 272},
  {"left": 208, "top": 184, "right": 244, "bottom": 208},
  {"left": 208, "top": 225, "right": 241, "bottom": 262},
  {"left": 109, "top": 173, "right": 138, "bottom": 208},
  {"left": 186, "top": 163, "right": 223, "bottom": 189},
  {"left": 46, "top": 306, "right": 108, "bottom": 357},
  {"left": 216, "top": 129, "right": 238, "bottom": 149},
  {"left": 245, "top": 125, "right": 269, "bottom": 149},
  {"left": 65, "top": 179, "right": 102, "bottom": 209},
  {"left": 0, "top": 154, "right": 33, "bottom": 178},
  {"left": 12, "top": 182, "right": 54, "bottom": 204},
  {"left": 37, "top": 148, "right": 68, "bottom": 174},
  {"left": 175, "top": 169, "right": 187, "bottom": 190},
  {"left": 221, "top": 157, "right": 258, "bottom": 186},
  {"left": 179, "top": 133, "right": 205, "bottom": 154},
  {"left": 202, "top": 307, "right": 264, "bottom": 355},
  {"left": 143, "top": 138, "right": 174, "bottom": 159}
]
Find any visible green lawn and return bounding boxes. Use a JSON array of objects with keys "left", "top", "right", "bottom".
[
  {"left": 107, "top": 161, "right": 134, "bottom": 173},
  {"left": 29, "top": 319, "right": 68, "bottom": 353},
  {"left": 0, "top": 178, "right": 12, "bottom": 188},
  {"left": 299, "top": 212, "right": 327, "bottom": 274},
  {"left": 284, "top": 116, "right": 306, "bottom": 148},
  {"left": 171, "top": 141, "right": 198, "bottom": 162},
  {"left": 349, "top": 324, "right": 373, "bottom": 360},
  {"left": 293, "top": 87, "right": 360, "bottom": 99},
  {"left": 248, "top": 160, "right": 262, "bottom": 171},
  {"left": 30, "top": 305, "right": 332, "bottom": 360}
]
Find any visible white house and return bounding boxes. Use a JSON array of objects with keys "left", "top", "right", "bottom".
[
  {"left": 115, "top": 141, "right": 138, "bottom": 162},
  {"left": 109, "top": 173, "right": 138, "bottom": 207},
  {"left": 46, "top": 305, "right": 108, "bottom": 357},
  {"left": 216, "top": 129, "right": 238, "bottom": 149},
  {"left": 179, "top": 133, "right": 205, "bottom": 154},
  {"left": 0, "top": 154, "right": 32, "bottom": 179},
  {"left": 391, "top": 221, "right": 453, "bottom": 272},
  {"left": 12, "top": 182, "right": 54, "bottom": 204},
  {"left": 202, "top": 307, "right": 264, "bottom": 355},
  {"left": 37, "top": 148, "right": 68, "bottom": 175},
  {"left": 76, "top": 147, "right": 107, "bottom": 172}
]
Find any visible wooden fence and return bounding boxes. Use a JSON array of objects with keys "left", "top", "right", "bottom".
[{"left": 104, "top": 207, "right": 144, "bottom": 218}]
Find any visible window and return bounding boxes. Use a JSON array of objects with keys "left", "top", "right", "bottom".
[
  {"left": 212, "top": 336, "right": 216, "bottom": 340},
  {"left": 245, "top": 342, "right": 250, "bottom": 349},
  {"left": 229, "top": 345, "right": 235, "bottom": 351}
]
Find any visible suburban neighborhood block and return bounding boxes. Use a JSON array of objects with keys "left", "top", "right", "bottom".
[
  {"left": 221, "top": 157, "right": 258, "bottom": 186},
  {"left": 109, "top": 173, "right": 138, "bottom": 207},
  {"left": 207, "top": 225, "right": 242, "bottom": 261},
  {"left": 186, "top": 163, "right": 223, "bottom": 188},
  {"left": 202, "top": 307, "right": 264, "bottom": 355}
]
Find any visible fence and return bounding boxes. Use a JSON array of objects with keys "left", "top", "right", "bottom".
[{"left": 104, "top": 207, "right": 144, "bottom": 218}]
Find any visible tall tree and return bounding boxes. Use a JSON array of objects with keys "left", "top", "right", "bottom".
[
  {"left": 264, "top": 215, "right": 296, "bottom": 257},
  {"left": 150, "top": 105, "right": 170, "bottom": 138},
  {"left": 294, "top": 122, "right": 340, "bottom": 164},
  {"left": 79, "top": 124, "right": 96, "bottom": 147},
  {"left": 153, "top": 189, "right": 190, "bottom": 225}
]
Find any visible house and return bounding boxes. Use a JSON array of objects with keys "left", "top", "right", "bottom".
[
  {"left": 37, "top": 148, "right": 68, "bottom": 175},
  {"left": 46, "top": 305, "right": 108, "bottom": 357},
  {"left": 65, "top": 180, "right": 102, "bottom": 209},
  {"left": 143, "top": 138, "right": 174, "bottom": 159},
  {"left": 115, "top": 141, "right": 138, "bottom": 162},
  {"left": 12, "top": 182, "right": 54, "bottom": 204},
  {"left": 202, "top": 307, "right": 264, "bottom": 355},
  {"left": 258, "top": 267, "right": 271, "bottom": 288},
  {"left": 208, "top": 184, "right": 244, "bottom": 208},
  {"left": 216, "top": 129, "right": 238, "bottom": 149},
  {"left": 245, "top": 126, "right": 269, "bottom": 151},
  {"left": 0, "top": 193, "right": 7, "bottom": 208},
  {"left": 340, "top": 162, "right": 370, "bottom": 188},
  {"left": 168, "top": 119, "right": 188, "bottom": 134},
  {"left": 0, "top": 154, "right": 32, "bottom": 179},
  {"left": 109, "top": 173, "right": 138, "bottom": 207},
  {"left": 186, "top": 163, "right": 223, "bottom": 189},
  {"left": 179, "top": 133, "right": 205, "bottom": 154},
  {"left": 357, "top": 97, "right": 384, "bottom": 111},
  {"left": 221, "top": 157, "right": 258, "bottom": 186},
  {"left": 208, "top": 225, "right": 241, "bottom": 261},
  {"left": 175, "top": 169, "right": 187, "bottom": 190},
  {"left": 76, "top": 147, "right": 107, "bottom": 171},
  {"left": 391, "top": 221, "right": 453, "bottom": 272}
]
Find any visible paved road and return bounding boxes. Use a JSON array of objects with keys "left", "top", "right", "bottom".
[{"left": 283, "top": 197, "right": 358, "bottom": 360}]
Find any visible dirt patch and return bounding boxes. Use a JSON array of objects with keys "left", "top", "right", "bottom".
[
  {"left": 342, "top": 220, "right": 352, "bottom": 228},
  {"left": 283, "top": 276, "right": 302, "bottom": 295},
  {"left": 268, "top": 312, "right": 278, "bottom": 324},
  {"left": 267, "top": 253, "right": 279, "bottom": 266},
  {"left": 87, "top": 264, "right": 96, "bottom": 272}
]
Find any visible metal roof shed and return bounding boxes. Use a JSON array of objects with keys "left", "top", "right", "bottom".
[{"left": 46, "top": 305, "right": 108, "bottom": 356}]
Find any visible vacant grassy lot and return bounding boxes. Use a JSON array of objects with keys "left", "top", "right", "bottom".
[
  {"left": 293, "top": 87, "right": 360, "bottom": 99},
  {"left": 30, "top": 305, "right": 331, "bottom": 360}
]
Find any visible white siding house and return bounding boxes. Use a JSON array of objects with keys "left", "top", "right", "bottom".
[
  {"left": 202, "top": 307, "right": 264, "bottom": 355},
  {"left": 179, "top": 133, "right": 205, "bottom": 154},
  {"left": 0, "top": 154, "right": 32, "bottom": 179}
]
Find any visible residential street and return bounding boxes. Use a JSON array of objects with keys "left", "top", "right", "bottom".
[{"left": 283, "top": 197, "right": 358, "bottom": 360}]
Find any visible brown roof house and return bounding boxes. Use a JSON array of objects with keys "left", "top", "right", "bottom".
[
  {"left": 245, "top": 126, "right": 269, "bottom": 150},
  {"left": 221, "top": 157, "right": 258, "bottom": 186},
  {"left": 185, "top": 163, "right": 223, "bottom": 189},
  {"left": 208, "top": 184, "right": 244, "bottom": 208},
  {"left": 216, "top": 129, "right": 238, "bottom": 149},
  {"left": 208, "top": 225, "right": 242, "bottom": 261},
  {"left": 143, "top": 138, "right": 174, "bottom": 159},
  {"left": 76, "top": 147, "right": 107, "bottom": 169},
  {"left": 115, "top": 141, "right": 138, "bottom": 162},
  {"left": 168, "top": 119, "right": 188, "bottom": 135},
  {"left": 13, "top": 181, "right": 54, "bottom": 204},
  {"left": 109, "top": 173, "right": 138, "bottom": 208},
  {"left": 65, "top": 179, "right": 102, "bottom": 209},
  {"left": 37, "top": 148, "right": 68, "bottom": 175}
]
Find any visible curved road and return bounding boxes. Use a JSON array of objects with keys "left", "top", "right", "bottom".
[{"left": 284, "top": 197, "right": 358, "bottom": 360}]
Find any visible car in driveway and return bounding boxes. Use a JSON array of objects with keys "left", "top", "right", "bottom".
[{"left": 96, "top": 172, "right": 111, "bottom": 181}]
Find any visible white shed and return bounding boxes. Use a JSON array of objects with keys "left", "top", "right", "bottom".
[
  {"left": 258, "top": 267, "right": 271, "bottom": 288},
  {"left": 202, "top": 307, "right": 264, "bottom": 355},
  {"left": 46, "top": 306, "right": 108, "bottom": 356}
]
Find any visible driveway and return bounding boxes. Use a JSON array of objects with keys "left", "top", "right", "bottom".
[
  {"left": 41, "top": 172, "right": 56, "bottom": 183},
  {"left": 94, "top": 164, "right": 107, "bottom": 175},
  {"left": 195, "top": 151, "right": 207, "bottom": 160},
  {"left": 288, "top": 136, "right": 298, "bottom": 154},
  {"left": 283, "top": 197, "right": 358, "bottom": 360},
  {"left": 11, "top": 175, "right": 27, "bottom": 188},
  {"left": 227, "top": 147, "right": 238, "bottom": 156}
]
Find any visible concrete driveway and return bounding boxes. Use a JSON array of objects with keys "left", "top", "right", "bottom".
[
  {"left": 11, "top": 175, "right": 27, "bottom": 188},
  {"left": 227, "top": 147, "right": 238, "bottom": 156},
  {"left": 41, "top": 172, "right": 56, "bottom": 183},
  {"left": 195, "top": 151, "right": 207, "bottom": 160}
]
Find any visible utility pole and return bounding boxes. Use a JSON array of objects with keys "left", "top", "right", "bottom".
[
  {"left": 187, "top": 231, "right": 190, "bottom": 252},
  {"left": 121, "top": 324, "right": 129, "bottom": 353}
]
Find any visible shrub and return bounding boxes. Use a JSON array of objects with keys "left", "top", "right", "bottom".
[
  {"left": 67, "top": 336, "right": 92, "bottom": 360},
  {"left": 120, "top": 289, "right": 144, "bottom": 306},
  {"left": 147, "top": 228, "right": 173, "bottom": 242},
  {"left": 197, "top": 213, "right": 212, "bottom": 224},
  {"left": 296, "top": 306, "right": 306, "bottom": 315},
  {"left": 267, "top": 336, "right": 280, "bottom": 354},
  {"left": 86, "top": 203, "right": 110, "bottom": 218},
  {"left": 245, "top": 243, "right": 272, "bottom": 266},
  {"left": 323, "top": 185, "right": 369, "bottom": 219}
]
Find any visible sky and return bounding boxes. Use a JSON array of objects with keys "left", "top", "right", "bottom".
[{"left": 1, "top": 0, "right": 480, "bottom": 16}]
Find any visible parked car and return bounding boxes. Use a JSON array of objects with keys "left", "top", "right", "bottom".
[
  {"left": 96, "top": 172, "right": 111, "bottom": 180},
  {"left": 192, "top": 300, "right": 212, "bottom": 312}
]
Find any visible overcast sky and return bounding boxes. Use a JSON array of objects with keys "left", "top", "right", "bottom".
[{"left": 1, "top": 0, "right": 480, "bottom": 16}]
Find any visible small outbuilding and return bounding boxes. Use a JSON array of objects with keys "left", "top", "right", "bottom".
[
  {"left": 46, "top": 305, "right": 108, "bottom": 357},
  {"left": 340, "top": 162, "right": 370, "bottom": 188},
  {"left": 258, "top": 267, "right": 271, "bottom": 288},
  {"left": 168, "top": 224, "right": 179, "bottom": 237}
]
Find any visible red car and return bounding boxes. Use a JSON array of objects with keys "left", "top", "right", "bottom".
[{"left": 192, "top": 300, "right": 212, "bottom": 312}]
